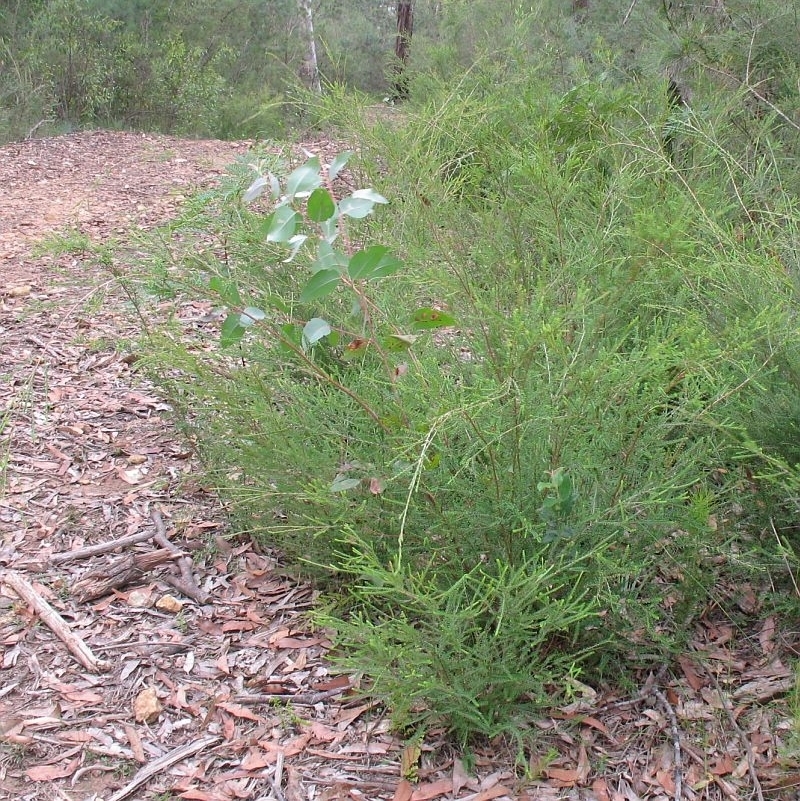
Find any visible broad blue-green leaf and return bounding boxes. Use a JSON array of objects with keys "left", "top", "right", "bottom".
[
  {"left": 209, "top": 277, "right": 242, "bottom": 306},
  {"left": 266, "top": 206, "right": 299, "bottom": 243},
  {"left": 240, "top": 306, "right": 266, "bottom": 326},
  {"left": 243, "top": 175, "right": 269, "bottom": 203},
  {"left": 220, "top": 313, "right": 246, "bottom": 348},
  {"left": 320, "top": 216, "right": 339, "bottom": 242},
  {"left": 312, "top": 242, "right": 349, "bottom": 274},
  {"left": 411, "top": 308, "right": 457, "bottom": 330},
  {"left": 302, "top": 317, "right": 332, "bottom": 348},
  {"left": 353, "top": 188, "right": 388, "bottom": 204},
  {"left": 286, "top": 157, "right": 321, "bottom": 199},
  {"left": 300, "top": 269, "right": 341, "bottom": 302},
  {"left": 348, "top": 246, "right": 403, "bottom": 280},
  {"left": 307, "top": 187, "right": 336, "bottom": 222},
  {"left": 282, "top": 234, "right": 308, "bottom": 263},
  {"left": 338, "top": 188, "right": 388, "bottom": 220},
  {"left": 328, "top": 151, "right": 353, "bottom": 181},
  {"left": 331, "top": 475, "right": 361, "bottom": 492}
]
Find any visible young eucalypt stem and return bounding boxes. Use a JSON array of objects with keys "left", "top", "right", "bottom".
[
  {"left": 219, "top": 152, "right": 459, "bottom": 431},
  {"left": 231, "top": 152, "right": 402, "bottom": 354}
]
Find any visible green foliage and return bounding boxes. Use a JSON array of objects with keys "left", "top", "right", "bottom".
[
  {"left": 129, "top": 62, "right": 800, "bottom": 740},
  {"left": 32, "top": 227, "right": 93, "bottom": 257},
  {"left": 121, "top": 1, "right": 800, "bottom": 744}
]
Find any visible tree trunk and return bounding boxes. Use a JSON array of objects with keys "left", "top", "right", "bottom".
[
  {"left": 392, "top": 1, "right": 414, "bottom": 101},
  {"left": 298, "top": 0, "right": 321, "bottom": 93}
]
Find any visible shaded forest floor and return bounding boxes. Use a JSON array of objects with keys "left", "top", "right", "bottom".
[{"left": 1, "top": 130, "right": 800, "bottom": 801}]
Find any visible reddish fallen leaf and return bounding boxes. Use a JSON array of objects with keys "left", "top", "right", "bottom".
[
  {"left": 241, "top": 748, "right": 273, "bottom": 771},
  {"left": 452, "top": 758, "right": 472, "bottom": 796},
  {"left": 196, "top": 619, "right": 225, "bottom": 636},
  {"left": 272, "top": 635, "right": 325, "bottom": 648},
  {"left": 312, "top": 675, "right": 351, "bottom": 692},
  {"left": 285, "top": 765, "right": 304, "bottom": 801},
  {"left": 27, "top": 757, "right": 80, "bottom": 781},
  {"left": 58, "top": 731, "right": 93, "bottom": 743},
  {"left": 759, "top": 616, "right": 776, "bottom": 654},
  {"left": 309, "top": 721, "right": 341, "bottom": 742},
  {"left": 179, "top": 790, "right": 233, "bottom": 801},
  {"left": 216, "top": 702, "right": 262, "bottom": 722},
  {"left": 392, "top": 780, "right": 414, "bottom": 801},
  {"left": 221, "top": 620, "right": 258, "bottom": 633},
  {"left": 576, "top": 744, "right": 590, "bottom": 784},
  {"left": 335, "top": 702, "right": 376, "bottom": 728},
  {"left": 281, "top": 733, "right": 312, "bottom": 757},
  {"left": 591, "top": 777, "right": 612, "bottom": 801},
  {"left": 732, "top": 756, "right": 750, "bottom": 780},
  {"left": 710, "top": 754, "right": 735, "bottom": 776},
  {"left": 579, "top": 715, "right": 618, "bottom": 743},
  {"left": 656, "top": 769, "right": 676, "bottom": 794},
  {"left": 410, "top": 778, "right": 453, "bottom": 800},
  {"left": 216, "top": 651, "right": 230, "bottom": 675},
  {"left": 678, "top": 655, "right": 706, "bottom": 691},
  {"left": 473, "top": 786, "right": 512, "bottom": 801},
  {"left": 546, "top": 767, "right": 579, "bottom": 786}
]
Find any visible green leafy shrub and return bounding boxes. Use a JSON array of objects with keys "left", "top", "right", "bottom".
[{"left": 130, "top": 71, "right": 800, "bottom": 741}]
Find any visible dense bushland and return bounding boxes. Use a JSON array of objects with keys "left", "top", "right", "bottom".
[
  {"left": 11, "top": 0, "right": 793, "bottom": 746},
  {"left": 5, "top": 0, "right": 800, "bottom": 147},
  {"left": 127, "top": 38, "right": 800, "bottom": 740}
]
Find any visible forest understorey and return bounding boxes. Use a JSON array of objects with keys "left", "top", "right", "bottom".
[{"left": 1, "top": 130, "right": 798, "bottom": 801}]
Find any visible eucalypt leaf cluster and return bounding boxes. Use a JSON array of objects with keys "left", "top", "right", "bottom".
[{"left": 219, "top": 152, "right": 444, "bottom": 360}]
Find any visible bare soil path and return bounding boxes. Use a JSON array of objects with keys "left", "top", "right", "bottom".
[
  {"left": 1, "top": 130, "right": 798, "bottom": 801},
  {"left": 0, "top": 131, "right": 409, "bottom": 801}
]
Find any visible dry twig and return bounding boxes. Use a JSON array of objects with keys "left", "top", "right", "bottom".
[
  {"left": 1, "top": 569, "right": 108, "bottom": 672},
  {"left": 50, "top": 529, "right": 155, "bottom": 565},
  {"left": 702, "top": 661, "right": 765, "bottom": 801},
  {"left": 150, "top": 508, "right": 209, "bottom": 603},
  {"left": 71, "top": 549, "right": 179, "bottom": 601},
  {"left": 106, "top": 735, "right": 221, "bottom": 801},
  {"left": 652, "top": 687, "right": 683, "bottom": 801}
]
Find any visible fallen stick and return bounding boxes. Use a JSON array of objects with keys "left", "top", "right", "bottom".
[
  {"left": 51, "top": 529, "right": 155, "bottom": 565},
  {"left": 106, "top": 735, "right": 221, "bottom": 801},
  {"left": 652, "top": 687, "right": 683, "bottom": 801},
  {"left": 150, "top": 509, "right": 209, "bottom": 603},
  {"left": 1, "top": 570, "right": 108, "bottom": 673},
  {"left": 71, "top": 549, "right": 179, "bottom": 602}
]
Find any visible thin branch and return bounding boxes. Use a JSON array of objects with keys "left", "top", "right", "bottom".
[
  {"left": 106, "top": 735, "right": 221, "bottom": 801},
  {"left": 50, "top": 529, "right": 155, "bottom": 565},
  {"left": 2, "top": 570, "right": 107, "bottom": 672},
  {"left": 622, "top": 0, "right": 639, "bottom": 25},
  {"left": 701, "top": 661, "right": 765, "bottom": 801},
  {"left": 652, "top": 688, "right": 683, "bottom": 801}
]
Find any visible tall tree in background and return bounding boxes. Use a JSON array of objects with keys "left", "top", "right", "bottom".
[
  {"left": 298, "top": 0, "right": 321, "bottom": 92},
  {"left": 392, "top": 0, "right": 413, "bottom": 100}
]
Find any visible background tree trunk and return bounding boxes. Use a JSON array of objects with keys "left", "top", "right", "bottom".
[
  {"left": 392, "top": 1, "right": 414, "bottom": 100},
  {"left": 298, "top": 0, "right": 321, "bottom": 93}
]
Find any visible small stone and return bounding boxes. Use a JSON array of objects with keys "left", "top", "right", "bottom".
[
  {"left": 127, "top": 589, "right": 151, "bottom": 608},
  {"left": 156, "top": 594, "right": 183, "bottom": 613},
  {"left": 133, "top": 687, "right": 162, "bottom": 723}
]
